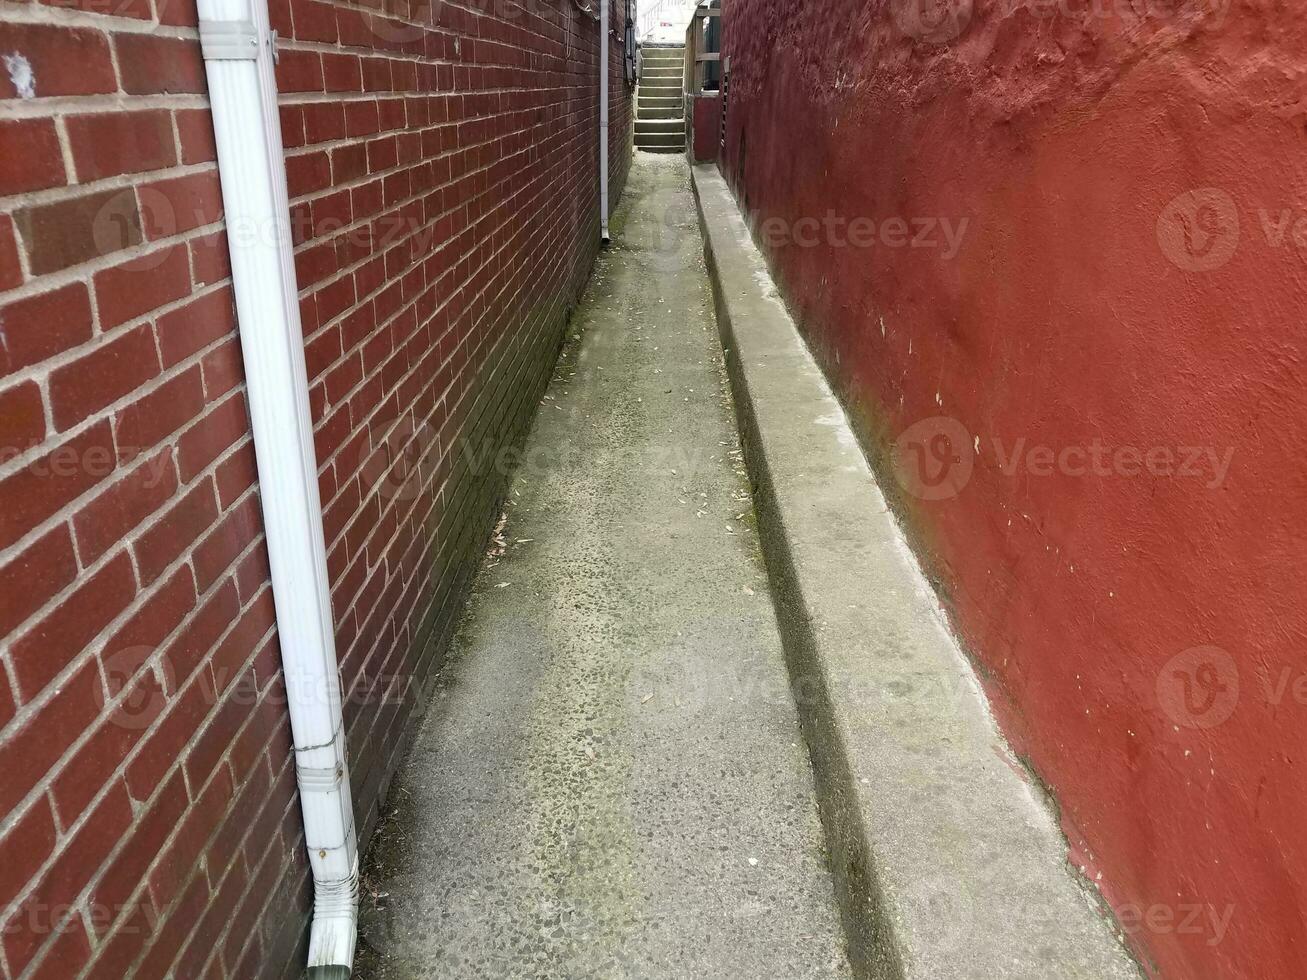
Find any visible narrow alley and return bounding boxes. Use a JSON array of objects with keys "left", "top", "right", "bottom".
[
  {"left": 353, "top": 156, "right": 850, "bottom": 978},
  {"left": 3, "top": 0, "right": 1301, "bottom": 973}
]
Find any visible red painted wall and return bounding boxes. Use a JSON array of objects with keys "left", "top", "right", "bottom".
[
  {"left": 719, "top": 1, "right": 1307, "bottom": 977},
  {"left": 0, "top": 0, "right": 630, "bottom": 976}
]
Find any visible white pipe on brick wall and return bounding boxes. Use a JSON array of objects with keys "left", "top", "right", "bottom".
[
  {"left": 600, "top": 0, "right": 611, "bottom": 243},
  {"left": 196, "top": 0, "right": 358, "bottom": 976}
]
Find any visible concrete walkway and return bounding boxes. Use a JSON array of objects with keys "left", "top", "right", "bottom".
[{"left": 354, "top": 154, "right": 851, "bottom": 979}]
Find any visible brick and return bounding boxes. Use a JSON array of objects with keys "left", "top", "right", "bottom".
[
  {"left": 166, "top": 579, "right": 239, "bottom": 692},
  {"left": 0, "top": 419, "right": 117, "bottom": 553},
  {"left": 177, "top": 392, "right": 249, "bottom": 482},
  {"left": 0, "top": 283, "right": 94, "bottom": 377},
  {"left": 83, "top": 899, "right": 158, "bottom": 980},
  {"left": 0, "top": 215, "right": 23, "bottom": 291},
  {"left": 53, "top": 644, "right": 166, "bottom": 816},
  {"left": 103, "top": 565, "right": 198, "bottom": 676},
  {"left": 331, "top": 142, "right": 368, "bottom": 184},
  {"left": 72, "top": 449, "right": 178, "bottom": 564},
  {"left": 0, "top": 118, "right": 66, "bottom": 196},
  {"left": 190, "top": 231, "right": 233, "bottom": 286},
  {"left": 92, "top": 245, "right": 191, "bottom": 330},
  {"left": 68, "top": 110, "right": 177, "bottom": 183},
  {"left": 284, "top": 150, "right": 331, "bottom": 197},
  {"left": 0, "top": 524, "right": 77, "bottom": 637},
  {"left": 0, "top": 667, "right": 13, "bottom": 730},
  {"left": 0, "top": 798, "right": 57, "bottom": 911},
  {"left": 115, "top": 365, "right": 206, "bottom": 454},
  {"left": 236, "top": 739, "right": 294, "bottom": 866},
  {"left": 157, "top": 287, "right": 236, "bottom": 367},
  {"left": 2, "top": 780, "right": 131, "bottom": 974},
  {"left": 205, "top": 745, "right": 271, "bottom": 862},
  {"left": 134, "top": 870, "right": 208, "bottom": 978},
  {"left": 176, "top": 108, "right": 218, "bottom": 164},
  {"left": 173, "top": 850, "right": 247, "bottom": 978},
  {"left": 289, "top": 0, "right": 337, "bottom": 43},
  {"left": 90, "top": 771, "right": 188, "bottom": 922},
  {"left": 0, "top": 17, "right": 633, "bottom": 978},
  {"left": 344, "top": 101, "right": 379, "bottom": 138},
  {"left": 49, "top": 324, "right": 162, "bottom": 431},
  {"left": 123, "top": 680, "right": 206, "bottom": 803},
  {"left": 362, "top": 55, "right": 393, "bottom": 92},
  {"left": 133, "top": 478, "right": 218, "bottom": 585},
  {"left": 154, "top": 0, "right": 197, "bottom": 26},
  {"left": 280, "top": 105, "right": 305, "bottom": 150},
  {"left": 200, "top": 336, "right": 245, "bottom": 398},
  {"left": 233, "top": 540, "right": 270, "bottom": 602},
  {"left": 24, "top": 912, "right": 93, "bottom": 980},
  {"left": 0, "top": 380, "right": 45, "bottom": 453},
  {"left": 275, "top": 50, "right": 323, "bottom": 93},
  {"left": 302, "top": 101, "right": 346, "bottom": 145},
  {"left": 10, "top": 551, "right": 137, "bottom": 701},
  {"left": 215, "top": 442, "right": 258, "bottom": 508},
  {"left": 14, "top": 188, "right": 142, "bottom": 277},
  {"left": 139, "top": 170, "right": 224, "bottom": 241},
  {"left": 42, "top": 0, "right": 151, "bottom": 17},
  {"left": 193, "top": 493, "right": 261, "bottom": 592},
  {"left": 0, "top": 23, "right": 115, "bottom": 98},
  {"left": 228, "top": 684, "right": 283, "bottom": 785},
  {"left": 222, "top": 853, "right": 278, "bottom": 970},
  {"left": 0, "top": 657, "right": 103, "bottom": 816},
  {"left": 115, "top": 33, "right": 206, "bottom": 94},
  {"left": 205, "top": 589, "right": 274, "bottom": 698},
  {"left": 322, "top": 52, "right": 362, "bottom": 93}
]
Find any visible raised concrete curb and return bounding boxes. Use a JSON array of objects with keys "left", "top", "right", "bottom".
[{"left": 691, "top": 164, "right": 1142, "bottom": 980}]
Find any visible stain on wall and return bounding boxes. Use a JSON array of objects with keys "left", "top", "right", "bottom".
[{"left": 718, "top": 0, "right": 1307, "bottom": 976}]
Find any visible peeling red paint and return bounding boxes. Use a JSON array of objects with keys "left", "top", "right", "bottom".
[{"left": 720, "top": 1, "right": 1307, "bottom": 976}]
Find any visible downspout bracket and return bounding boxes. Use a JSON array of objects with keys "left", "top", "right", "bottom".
[{"left": 199, "top": 19, "right": 259, "bottom": 60}]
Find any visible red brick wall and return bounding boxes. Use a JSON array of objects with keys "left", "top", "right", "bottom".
[{"left": 0, "top": 0, "right": 631, "bottom": 975}]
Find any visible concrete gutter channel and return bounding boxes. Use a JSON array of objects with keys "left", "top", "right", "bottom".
[{"left": 690, "top": 165, "right": 1143, "bottom": 980}]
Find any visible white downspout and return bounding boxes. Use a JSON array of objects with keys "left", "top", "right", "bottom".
[
  {"left": 197, "top": 1, "right": 358, "bottom": 977},
  {"left": 600, "top": 0, "right": 611, "bottom": 243}
]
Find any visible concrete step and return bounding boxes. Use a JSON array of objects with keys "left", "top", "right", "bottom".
[
  {"left": 637, "top": 105, "right": 682, "bottom": 120},
  {"left": 636, "top": 145, "right": 686, "bottom": 154},
  {"left": 635, "top": 119, "right": 683, "bottom": 134},
  {"left": 641, "top": 67, "right": 683, "bottom": 79},
  {"left": 638, "top": 96, "right": 682, "bottom": 110},
  {"left": 640, "top": 82, "right": 682, "bottom": 96},
  {"left": 634, "top": 132, "right": 684, "bottom": 149},
  {"left": 690, "top": 163, "right": 1143, "bottom": 980}
]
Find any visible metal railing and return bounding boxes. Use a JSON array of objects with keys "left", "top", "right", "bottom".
[{"left": 637, "top": 0, "right": 697, "bottom": 41}]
